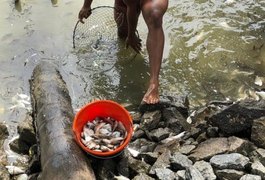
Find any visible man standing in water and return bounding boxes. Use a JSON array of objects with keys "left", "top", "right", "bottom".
[{"left": 79, "top": 0, "right": 168, "bottom": 104}]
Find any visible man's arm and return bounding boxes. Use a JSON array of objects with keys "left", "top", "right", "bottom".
[{"left": 79, "top": 0, "right": 93, "bottom": 23}]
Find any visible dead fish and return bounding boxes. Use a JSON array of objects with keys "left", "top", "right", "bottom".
[
  {"left": 114, "top": 175, "right": 130, "bottom": 180},
  {"left": 110, "top": 137, "right": 124, "bottom": 145},
  {"left": 94, "top": 122, "right": 106, "bottom": 134},
  {"left": 161, "top": 131, "right": 187, "bottom": 144}
]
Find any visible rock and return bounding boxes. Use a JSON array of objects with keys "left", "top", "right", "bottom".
[
  {"left": 132, "top": 173, "right": 155, "bottom": 180},
  {"left": 193, "top": 161, "right": 216, "bottom": 180},
  {"left": 154, "top": 139, "right": 180, "bottom": 154},
  {"left": 206, "top": 127, "right": 219, "bottom": 138},
  {"left": 251, "top": 161, "right": 265, "bottom": 179},
  {"left": 17, "top": 113, "right": 36, "bottom": 146},
  {"left": 128, "top": 156, "right": 151, "bottom": 175},
  {"left": 140, "top": 110, "right": 161, "bottom": 131},
  {"left": 185, "top": 166, "right": 204, "bottom": 180},
  {"left": 96, "top": 159, "right": 117, "bottom": 180},
  {"left": 179, "top": 144, "right": 196, "bottom": 155},
  {"left": 139, "top": 152, "right": 159, "bottom": 165},
  {"left": 154, "top": 168, "right": 175, "bottom": 180},
  {"left": 196, "top": 132, "right": 207, "bottom": 143},
  {"left": 240, "top": 174, "right": 262, "bottom": 180},
  {"left": 132, "top": 129, "right": 145, "bottom": 141},
  {"left": 149, "top": 150, "right": 171, "bottom": 175},
  {"left": 162, "top": 107, "right": 190, "bottom": 133},
  {"left": 149, "top": 128, "right": 170, "bottom": 142},
  {"left": 129, "top": 138, "right": 156, "bottom": 153},
  {"left": 177, "top": 170, "right": 186, "bottom": 180},
  {"left": 170, "top": 152, "right": 193, "bottom": 171},
  {"left": 9, "top": 138, "right": 30, "bottom": 154},
  {"left": 189, "top": 137, "right": 254, "bottom": 161},
  {"left": 131, "top": 112, "right": 142, "bottom": 124},
  {"left": 189, "top": 127, "right": 201, "bottom": 140},
  {"left": 16, "top": 173, "right": 28, "bottom": 180},
  {"left": 189, "top": 138, "right": 229, "bottom": 161},
  {"left": 256, "top": 148, "right": 265, "bottom": 166},
  {"left": 210, "top": 153, "right": 250, "bottom": 170},
  {"left": 209, "top": 99, "right": 265, "bottom": 135},
  {"left": 251, "top": 116, "right": 265, "bottom": 148},
  {"left": 0, "top": 165, "right": 9, "bottom": 180},
  {"left": 215, "top": 169, "right": 244, "bottom": 180},
  {"left": 0, "top": 123, "right": 8, "bottom": 145},
  {"left": 116, "top": 151, "right": 129, "bottom": 177},
  {"left": 227, "top": 136, "right": 255, "bottom": 156}
]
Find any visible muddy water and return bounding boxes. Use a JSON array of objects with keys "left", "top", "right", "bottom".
[{"left": 1, "top": 0, "right": 265, "bottom": 161}]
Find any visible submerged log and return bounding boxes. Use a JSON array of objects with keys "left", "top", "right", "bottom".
[{"left": 30, "top": 62, "right": 95, "bottom": 180}]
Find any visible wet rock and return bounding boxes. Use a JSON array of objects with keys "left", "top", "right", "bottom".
[
  {"left": 251, "top": 161, "right": 265, "bottom": 179},
  {"left": 154, "top": 168, "right": 175, "bottom": 180},
  {"left": 116, "top": 150, "right": 129, "bottom": 177},
  {"left": 196, "top": 132, "right": 207, "bottom": 143},
  {"left": 139, "top": 152, "right": 159, "bottom": 165},
  {"left": 189, "top": 127, "right": 202, "bottom": 140},
  {"left": 149, "top": 150, "right": 171, "bottom": 175},
  {"left": 132, "top": 173, "right": 155, "bottom": 180},
  {"left": 140, "top": 110, "right": 161, "bottom": 131},
  {"left": 227, "top": 136, "right": 255, "bottom": 156},
  {"left": 0, "top": 165, "right": 9, "bottom": 180},
  {"left": 255, "top": 148, "right": 265, "bottom": 166},
  {"left": 129, "top": 138, "right": 156, "bottom": 153},
  {"left": 17, "top": 113, "right": 36, "bottom": 146},
  {"left": 9, "top": 138, "right": 30, "bottom": 154},
  {"left": 128, "top": 156, "right": 151, "bottom": 175},
  {"left": 240, "top": 174, "right": 262, "bottom": 180},
  {"left": 206, "top": 127, "right": 219, "bottom": 138},
  {"left": 251, "top": 116, "right": 265, "bottom": 148},
  {"left": 179, "top": 144, "right": 196, "bottom": 155},
  {"left": 209, "top": 99, "right": 265, "bottom": 135},
  {"left": 154, "top": 139, "right": 180, "bottom": 154},
  {"left": 193, "top": 161, "right": 216, "bottom": 180},
  {"left": 189, "top": 137, "right": 254, "bottom": 161},
  {"left": 0, "top": 123, "right": 8, "bottom": 144},
  {"left": 131, "top": 129, "right": 145, "bottom": 141},
  {"left": 96, "top": 159, "right": 118, "bottom": 180},
  {"left": 185, "top": 166, "right": 204, "bottom": 180},
  {"left": 16, "top": 173, "right": 28, "bottom": 180},
  {"left": 149, "top": 128, "right": 170, "bottom": 142},
  {"left": 215, "top": 169, "right": 244, "bottom": 180},
  {"left": 170, "top": 152, "right": 193, "bottom": 171},
  {"left": 131, "top": 112, "right": 142, "bottom": 124},
  {"left": 189, "top": 138, "right": 229, "bottom": 161},
  {"left": 177, "top": 170, "right": 186, "bottom": 180},
  {"left": 210, "top": 153, "right": 250, "bottom": 170},
  {"left": 162, "top": 107, "right": 190, "bottom": 133}
]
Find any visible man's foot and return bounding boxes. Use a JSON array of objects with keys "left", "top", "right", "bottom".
[{"left": 142, "top": 83, "right": 159, "bottom": 104}]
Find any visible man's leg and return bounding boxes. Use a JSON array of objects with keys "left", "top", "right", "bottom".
[{"left": 141, "top": 0, "right": 168, "bottom": 104}]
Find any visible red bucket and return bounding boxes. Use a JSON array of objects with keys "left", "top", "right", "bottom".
[{"left": 72, "top": 100, "right": 133, "bottom": 158}]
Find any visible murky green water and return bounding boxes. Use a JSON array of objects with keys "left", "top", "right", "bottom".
[{"left": 1, "top": 0, "right": 265, "bottom": 160}]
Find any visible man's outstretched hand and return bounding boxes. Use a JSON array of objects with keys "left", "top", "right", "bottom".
[
  {"left": 125, "top": 33, "right": 142, "bottom": 53},
  {"left": 78, "top": 7, "right": 91, "bottom": 23}
]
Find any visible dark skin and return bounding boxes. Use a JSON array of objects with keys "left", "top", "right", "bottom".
[{"left": 79, "top": 0, "right": 168, "bottom": 104}]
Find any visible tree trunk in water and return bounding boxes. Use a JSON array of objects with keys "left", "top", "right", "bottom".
[{"left": 30, "top": 62, "right": 95, "bottom": 180}]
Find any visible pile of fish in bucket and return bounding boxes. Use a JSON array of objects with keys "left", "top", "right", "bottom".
[{"left": 81, "top": 117, "right": 127, "bottom": 152}]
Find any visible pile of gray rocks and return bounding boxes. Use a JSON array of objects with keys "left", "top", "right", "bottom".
[{"left": 1, "top": 96, "right": 265, "bottom": 180}]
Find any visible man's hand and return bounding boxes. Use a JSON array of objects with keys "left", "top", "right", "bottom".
[
  {"left": 125, "top": 33, "right": 142, "bottom": 53},
  {"left": 78, "top": 7, "right": 91, "bottom": 24}
]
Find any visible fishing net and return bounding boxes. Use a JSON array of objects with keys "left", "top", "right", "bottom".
[
  {"left": 72, "top": 6, "right": 138, "bottom": 73},
  {"left": 73, "top": 6, "right": 124, "bottom": 49}
]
